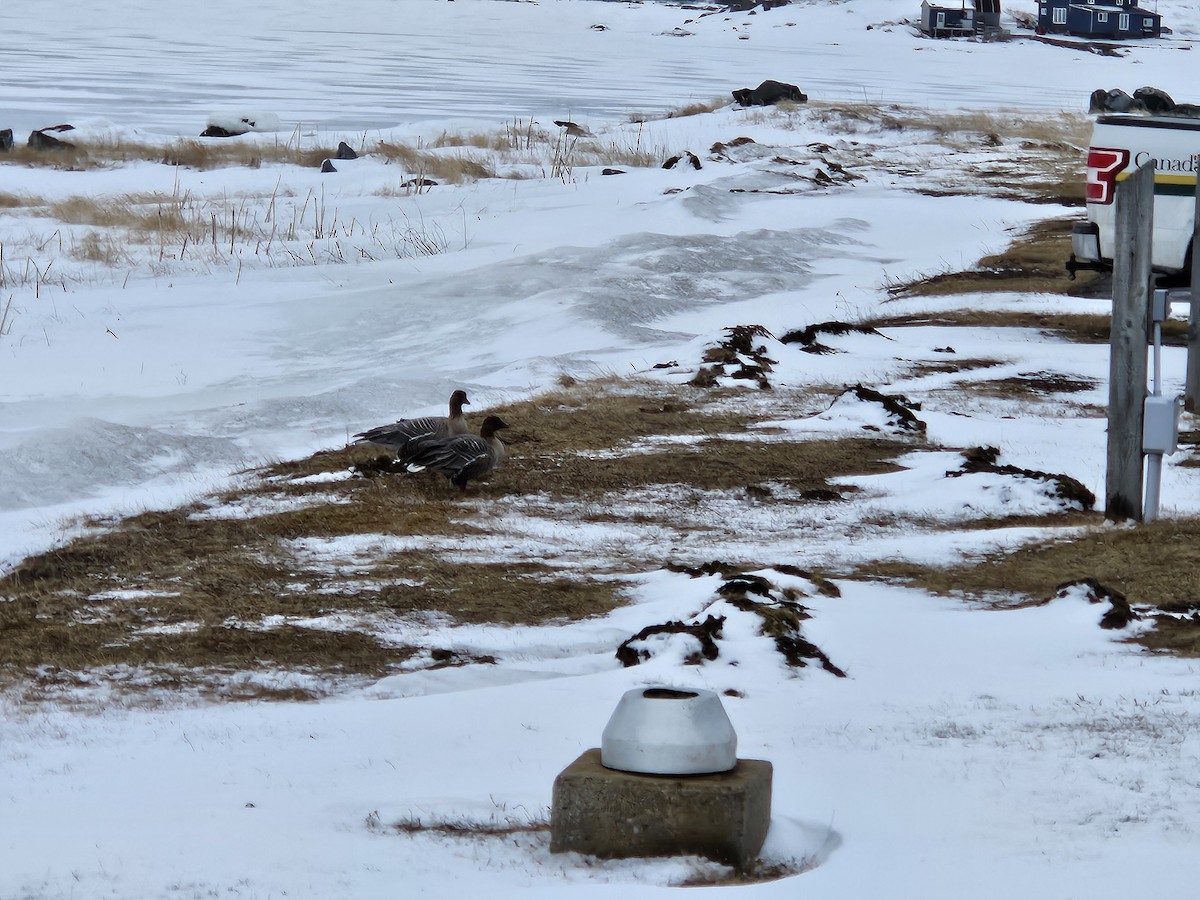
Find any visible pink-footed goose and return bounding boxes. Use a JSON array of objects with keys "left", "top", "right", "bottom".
[
  {"left": 399, "top": 415, "right": 509, "bottom": 492},
  {"left": 354, "top": 389, "right": 469, "bottom": 455}
]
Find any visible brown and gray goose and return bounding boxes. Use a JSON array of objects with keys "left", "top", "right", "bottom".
[
  {"left": 400, "top": 414, "right": 509, "bottom": 492},
  {"left": 354, "top": 389, "right": 469, "bottom": 455}
]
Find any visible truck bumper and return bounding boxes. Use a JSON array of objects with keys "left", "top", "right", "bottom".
[{"left": 1067, "top": 222, "right": 1108, "bottom": 279}]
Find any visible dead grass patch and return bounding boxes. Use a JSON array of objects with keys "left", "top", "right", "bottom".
[
  {"left": 11, "top": 187, "right": 451, "bottom": 270},
  {"left": 873, "top": 308, "right": 1188, "bottom": 346},
  {"left": 0, "top": 192, "right": 39, "bottom": 209},
  {"left": 903, "top": 357, "right": 1004, "bottom": 378},
  {"left": 512, "top": 435, "right": 908, "bottom": 499},
  {"left": 485, "top": 381, "right": 757, "bottom": 454},
  {"left": 374, "top": 141, "right": 497, "bottom": 183},
  {"left": 858, "top": 518, "right": 1200, "bottom": 655},
  {"left": 2, "top": 137, "right": 345, "bottom": 171},
  {"left": 0, "top": 379, "right": 915, "bottom": 696},
  {"left": 378, "top": 812, "right": 548, "bottom": 837},
  {"left": 667, "top": 98, "right": 729, "bottom": 118},
  {"left": 972, "top": 371, "right": 1098, "bottom": 399},
  {"left": 882, "top": 217, "right": 1105, "bottom": 298}
]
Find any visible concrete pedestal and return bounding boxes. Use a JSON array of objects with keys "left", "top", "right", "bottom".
[{"left": 550, "top": 748, "right": 772, "bottom": 870}]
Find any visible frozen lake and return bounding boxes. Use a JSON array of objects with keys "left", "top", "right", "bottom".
[{"left": 2, "top": 0, "right": 1188, "bottom": 138}]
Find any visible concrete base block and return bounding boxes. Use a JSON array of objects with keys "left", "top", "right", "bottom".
[{"left": 550, "top": 748, "right": 772, "bottom": 870}]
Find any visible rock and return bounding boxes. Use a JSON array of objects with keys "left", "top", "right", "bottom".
[
  {"left": 200, "top": 125, "right": 241, "bottom": 138},
  {"left": 320, "top": 159, "right": 337, "bottom": 173},
  {"left": 732, "top": 79, "right": 806, "bottom": 106},
  {"left": 27, "top": 129, "right": 75, "bottom": 151},
  {"left": 601, "top": 168, "right": 626, "bottom": 176},
  {"left": 1133, "top": 86, "right": 1176, "bottom": 115},
  {"left": 402, "top": 177, "right": 438, "bottom": 189},
  {"left": 949, "top": 445, "right": 1095, "bottom": 510},
  {"left": 1049, "top": 578, "right": 1138, "bottom": 629},
  {"left": 202, "top": 112, "right": 281, "bottom": 138},
  {"left": 0, "top": 129, "right": 12, "bottom": 152},
  {"left": 1089, "top": 88, "right": 1144, "bottom": 114},
  {"left": 662, "top": 150, "right": 702, "bottom": 170},
  {"left": 334, "top": 141, "right": 358, "bottom": 160}
]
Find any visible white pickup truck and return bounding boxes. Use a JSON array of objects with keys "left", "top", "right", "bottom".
[{"left": 1070, "top": 113, "right": 1200, "bottom": 284}]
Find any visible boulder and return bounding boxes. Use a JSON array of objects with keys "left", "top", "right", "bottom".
[
  {"left": 320, "top": 159, "right": 337, "bottom": 173},
  {"left": 732, "top": 79, "right": 806, "bottom": 106},
  {"left": 1133, "top": 86, "right": 1176, "bottom": 115},
  {"left": 334, "top": 141, "right": 358, "bottom": 160},
  {"left": 663, "top": 151, "right": 702, "bottom": 170},
  {"left": 201, "top": 112, "right": 281, "bottom": 138},
  {"left": 28, "top": 128, "right": 75, "bottom": 151},
  {"left": 1088, "top": 88, "right": 1143, "bottom": 114},
  {"left": 0, "top": 128, "right": 12, "bottom": 152}
]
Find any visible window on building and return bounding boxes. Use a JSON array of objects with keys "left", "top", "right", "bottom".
[
  {"left": 1119, "top": 12, "right": 1130, "bottom": 29},
  {"left": 1097, "top": 11, "right": 1108, "bottom": 22},
  {"left": 1143, "top": 17, "right": 1156, "bottom": 30},
  {"left": 1053, "top": 6, "right": 1067, "bottom": 24}
]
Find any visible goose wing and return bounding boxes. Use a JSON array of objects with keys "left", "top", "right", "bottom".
[
  {"left": 354, "top": 415, "right": 448, "bottom": 450},
  {"left": 403, "top": 434, "right": 495, "bottom": 485}
]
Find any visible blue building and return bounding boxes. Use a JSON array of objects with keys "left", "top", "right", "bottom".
[
  {"left": 1037, "top": 0, "right": 1162, "bottom": 38},
  {"left": 920, "top": 1, "right": 1002, "bottom": 38}
]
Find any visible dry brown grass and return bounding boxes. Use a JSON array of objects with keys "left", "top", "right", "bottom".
[
  {"left": 863, "top": 519, "right": 1200, "bottom": 611},
  {"left": 667, "top": 98, "right": 729, "bottom": 119},
  {"left": 971, "top": 371, "right": 1098, "bottom": 399},
  {"left": 797, "top": 103, "right": 1088, "bottom": 205},
  {"left": 3, "top": 137, "right": 344, "bottom": 171},
  {"left": 374, "top": 141, "right": 497, "bottom": 183},
  {"left": 902, "top": 357, "right": 1005, "bottom": 378},
  {"left": 0, "top": 379, "right": 917, "bottom": 697},
  {"left": 859, "top": 519, "right": 1200, "bottom": 656},
  {"left": 880, "top": 218, "right": 1106, "bottom": 298},
  {"left": 11, "top": 188, "right": 450, "bottom": 268},
  {"left": 872, "top": 308, "right": 1189, "bottom": 347},
  {"left": 804, "top": 102, "right": 1091, "bottom": 148},
  {"left": 0, "top": 192, "right": 38, "bottom": 208}
]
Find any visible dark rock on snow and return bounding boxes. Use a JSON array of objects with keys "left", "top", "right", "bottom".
[
  {"left": 1089, "top": 85, "right": 1200, "bottom": 118},
  {"left": 1133, "top": 85, "right": 1176, "bottom": 115},
  {"left": 662, "top": 150, "right": 702, "bottom": 170},
  {"left": 334, "top": 141, "right": 358, "bottom": 160},
  {"left": 0, "top": 128, "right": 12, "bottom": 152},
  {"left": 28, "top": 127, "right": 75, "bottom": 151},
  {"left": 733, "top": 79, "right": 807, "bottom": 107}
]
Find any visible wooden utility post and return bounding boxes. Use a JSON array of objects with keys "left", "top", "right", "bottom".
[
  {"left": 1185, "top": 183, "right": 1200, "bottom": 410},
  {"left": 1105, "top": 163, "right": 1155, "bottom": 520}
]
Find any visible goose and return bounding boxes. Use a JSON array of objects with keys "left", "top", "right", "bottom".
[
  {"left": 354, "top": 389, "right": 470, "bottom": 455},
  {"left": 401, "top": 414, "right": 509, "bottom": 492}
]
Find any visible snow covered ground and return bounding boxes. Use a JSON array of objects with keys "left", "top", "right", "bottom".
[{"left": 2, "top": 1, "right": 1200, "bottom": 897}]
